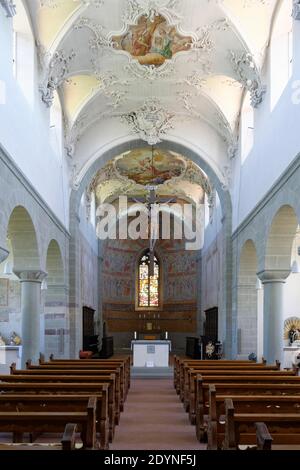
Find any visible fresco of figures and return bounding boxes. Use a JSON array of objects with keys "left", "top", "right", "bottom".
[
  {"left": 115, "top": 148, "right": 186, "bottom": 185},
  {"left": 113, "top": 14, "right": 192, "bottom": 67}
]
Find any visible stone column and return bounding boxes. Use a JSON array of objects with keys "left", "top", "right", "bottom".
[
  {"left": 258, "top": 270, "right": 290, "bottom": 365},
  {"left": 256, "top": 278, "right": 264, "bottom": 362},
  {"left": 0, "top": 246, "right": 9, "bottom": 263},
  {"left": 14, "top": 270, "right": 47, "bottom": 367}
]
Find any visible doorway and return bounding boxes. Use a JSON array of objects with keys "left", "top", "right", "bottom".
[{"left": 82, "top": 306, "right": 95, "bottom": 350}]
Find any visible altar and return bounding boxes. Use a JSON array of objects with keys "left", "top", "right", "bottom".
[
  {"left": 131, "top": 340, "right": 171, "bottom": 368},
  {"left": 0, "top": 346, "right": 22, "bottom": 374}
]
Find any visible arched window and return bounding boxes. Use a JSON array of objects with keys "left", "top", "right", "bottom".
[{"left": 138, "top": 251, "right": 160, "bottom": 308}]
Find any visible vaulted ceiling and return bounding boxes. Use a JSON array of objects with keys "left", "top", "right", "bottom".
[{"left": 24, "top": 0, "right": 278, "bottom": 165}]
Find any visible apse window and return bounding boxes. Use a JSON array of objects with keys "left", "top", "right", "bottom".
[{"left": 138, "top": 251, "right": 160, "bottom": 308}]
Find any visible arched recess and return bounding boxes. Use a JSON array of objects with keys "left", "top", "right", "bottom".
[
  {"left": 7, "top": 206, "right": 40, "bottom": 272},
  {"left": 237, "top": 240, "right": 259, "bottom": 359},
  {"left": 69, "top": 139, "right": 233, "bottom": 358},
  {"left": 44, "top": 240, "right": 67, "bottom": 358},
  {"left": 6, "top": 206, "right": 43, "bottom": 366},
  {"left": 260, "top": 205, "right": 299, "bottom": 364},
  {"left": 265, "top": 205, "right": 299, "bottom": 272}
]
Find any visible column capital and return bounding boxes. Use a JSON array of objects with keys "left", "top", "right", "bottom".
[
  {"left": 257, "top": 269, "right": 291, "bottom": 284},
  {"left": 0, "top": 246, "right": 9, "bottom": 264},
  {"left": 292, "top": 1, "right": 300, "bottom": 20},
  {"left": 13, "top": 269, "right": 47, "bottom": 283},
  {"left": 0, "top": 0, "right": 16, "bottom": 17}
]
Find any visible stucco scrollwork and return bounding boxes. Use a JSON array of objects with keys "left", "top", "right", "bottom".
[{"left": 122, "top": 98, "right": 175, "bottom": 145}]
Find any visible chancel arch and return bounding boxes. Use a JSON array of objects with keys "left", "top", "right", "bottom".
[{"left": 69, "top": 139, "right": 232, "bottom": 356}]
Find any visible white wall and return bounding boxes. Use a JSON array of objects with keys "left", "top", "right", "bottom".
[
  {"left": 0, "top": 10, "right": 69, "bottom": 227},
  {"left": 232, "top": 17, "right": 300, "bottom": 230}
]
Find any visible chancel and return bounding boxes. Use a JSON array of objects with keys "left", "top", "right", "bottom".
[{"left": 0, "top": 0, "right": 300, "bottom": 453}]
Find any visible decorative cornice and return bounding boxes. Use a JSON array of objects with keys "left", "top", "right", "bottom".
[
  {"left": 229, "top": 50, "right": 266, "bottom": 108},
  {"left": 0, "top": 0, "right": 16, "bottom": 17},
  {"left": 0, "top": 143, "right": 70, "bottom": 238},
  {"left": 292, "top": 0, "right": 300, "bottom": 19}
]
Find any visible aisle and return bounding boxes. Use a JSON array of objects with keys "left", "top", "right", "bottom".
[{"left": 111, "top": 378, "right": 206, "bottom": 450}]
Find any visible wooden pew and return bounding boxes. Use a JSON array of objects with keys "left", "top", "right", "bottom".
[
  {"left": 255, "top": 422, "right": 273, "bottom": 450},
  {"left": 195, "top": 375, "right": 300, "bottom": 442},
  {"left": 46, "top": 354, "right": 131, "bottom": 393},
  {"left": 0, "top": 396, "right": 97, "bottom": 449},
  {"left": 207, "top": 385, "right": 300, "bottom": 449},
  {"left": 7, "top": 370, "right": 121, "bottom": 427},
  {"left": 25, "top": 361, "right": 125, "bottom": 412},
  {"left": 0, "top": 394, "right": 109, "bottom": 449},
  {"left": 173, "top": 356, "right": 267, "bottom": 393},
  {"left": 215, "top": 398, "right": 300, "bottom": 450},
  {"left": 0, "top": 423, "right": 79, "bottom": 451},
  {"left": 179, "top": 361, "right": 282, "bottom": 403},
  {"left": 185, "top": 368, "right": 295, "bottom": 423},
  {"left": 0, "top": 380, "right": 116, "bottom": 442},
  {"left": 173, "top": 356, "right": 259, "bottom": 387}
]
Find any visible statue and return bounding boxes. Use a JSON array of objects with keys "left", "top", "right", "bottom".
[
  {"left": 289, "top": 328, "right": 300, "bottom": 345},
  {"left": 0, "top": 335, "right": 5, "bottom": 346},
  {"left": 9, "top": 331, "right": 21, "bottom": 346}
]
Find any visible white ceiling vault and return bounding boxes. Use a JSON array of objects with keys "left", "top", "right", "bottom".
[{"left": 24, "top": 0, "right": 279, "bottom": 185}]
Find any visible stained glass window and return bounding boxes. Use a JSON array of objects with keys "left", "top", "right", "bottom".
[{"left": 138, "top": 251, "right": 160, "bottom": 307}]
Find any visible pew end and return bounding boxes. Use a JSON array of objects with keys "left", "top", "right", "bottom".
[
  {"left": 39, "top": 353, "right": 45, "bottom": 365},
  {"left": 10, "top": 362, "right": 16, "bottom": 374},
  {"left": 255, "top": 422, "right": 273, "bottom": 450},
  {"left": 61, "top": 423, "right": 78, "bottom": 451}
]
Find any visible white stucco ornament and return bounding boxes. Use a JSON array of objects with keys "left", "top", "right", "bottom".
[{"left": 123, "top": 98, "right": 175, "bottom": 145}]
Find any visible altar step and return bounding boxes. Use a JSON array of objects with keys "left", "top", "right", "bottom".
[{"left": 131, "top": 366, "right": 173, "bottom": 378}]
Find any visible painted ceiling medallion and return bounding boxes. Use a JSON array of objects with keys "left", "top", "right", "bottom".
[
  {"left": 114, "top": 148, "right": 186, "bottom": 186},
  {"left": 112, "top": 14, "right": 192, "bottom": 68},
  {"left": 123, "top": 98, "right": 175, "bottom": 145}
]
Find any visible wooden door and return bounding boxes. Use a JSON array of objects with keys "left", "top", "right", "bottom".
[
  {"left": 204, "top": 307, "right": 218, "bottom": 342},
  {"left": 82, "top": 306, "right": 95, "bottom": 350}
]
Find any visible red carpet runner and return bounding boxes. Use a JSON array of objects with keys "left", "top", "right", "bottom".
[{"left": 110, "top": 378, "right": 206, "bottom": 450}]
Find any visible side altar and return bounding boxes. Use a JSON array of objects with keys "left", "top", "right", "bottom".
[{"left": 131, "top": 340, "right": 171, "bottom": 368}]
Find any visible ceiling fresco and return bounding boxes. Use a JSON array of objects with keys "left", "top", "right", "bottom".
[
  {"left": 24, "top": 0, "right": 278, "bottom": 164},
  {"left": 88, "top": 147, "right": 213, "bottom": 210},
  {"left": 112, "top": 14, "right": 193, "bottom": 67},
  {"left": 114, "top": 147, "right": 186, "bottom": 185}
]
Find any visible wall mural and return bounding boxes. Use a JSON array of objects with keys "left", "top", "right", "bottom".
[
  {"left": 113, "top": 14, "right": 192, "bottom": 67},
  {"left": 102, "top": 237, "right": 197, "bottom": 337}
]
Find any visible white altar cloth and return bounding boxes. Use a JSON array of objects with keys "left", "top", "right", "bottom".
[{"left": 131, "top": 340, "right": 171, "bottom": 367}]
